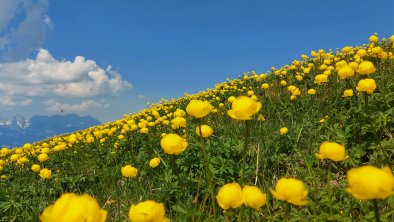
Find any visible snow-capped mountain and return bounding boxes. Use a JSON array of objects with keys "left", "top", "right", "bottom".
[
  {"left": 0, "top": 115, "right": 30, "bottom": 129},
  {"left": 0, "top": 114, "right": 101, "bottom": 148}
]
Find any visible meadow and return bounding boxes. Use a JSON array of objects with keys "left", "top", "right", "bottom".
[{"left": 0, "top": 34, "right": 393, "bottom": 222}]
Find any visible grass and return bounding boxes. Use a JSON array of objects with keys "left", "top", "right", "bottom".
[{"left": 0, "top": 34, "right": 394, "bottom": 221}]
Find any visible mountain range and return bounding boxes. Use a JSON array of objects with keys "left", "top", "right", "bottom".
[{"left": 0, "top": 114, "right": 101, "bottom": 148}]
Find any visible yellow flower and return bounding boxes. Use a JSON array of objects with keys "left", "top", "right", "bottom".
[
  {"left": 280, "top": 80, "right": 287, "bottom": 86},
  {"left": 160, "top": 133, "right": 188, "bottom": 155},
  {"left": 242, "top": 185, "right": 267, "bottom": 210},
  {"left": 149, "top": 158, "right": 161, "bottom": 168},
  {"left": 307, "top": 89, "right": 316, "bottom": 95},
  {"left": 186, "top": 100, "right": 212, "bottom": 118},
  {"left": 40, "top": 193, "right": 107, "bottom": 222},
  {"left": 343, "top": 89, "right": 354, "bottom": 97},
  {"left": 37, "top": 153, "right": 49, "bottom": 162},
  {"left": 10, "top": 154, "right": 19, "bottom": 162},
  {"left": 174, "top": 109, "right": 185, "bottom": 117},
  {"left": 279, "top": 127, "right": 288, "bottom": 135},
  {"left": 121, "top": 165, "right": 138, "bottom": 178},
  {"left": 270, "top": 178, "right": 308, "bottom": 206},
  {"left": 17, "top": 157, "right": 29, "bottom": 165},
  {"left": 369, "top": 35, "right": 379, "bottom": 43},
  {"left": 195, "top": 125, "right": 213, "bottom": 138},
  {"left": 216, "top": 182, "right": 243, "bottom": 210},
  {"left": 0, "top": 147, "right": 9, "bottom": 156},
  {"left": 227, "top": 96, "right": 262, "bottom": 120},
  {"left": 347, "top": 166, "right": 394, "bottom": 200},
  {"left": 357, "top": 49, "right": 368, "bottom": 57},
  {"left": 357, "top": 78, "right": 377, "bottom": 94},
  {"left": 258, "top": 114, "right": 265, "bottom": 121},
  {"left": 39, "top": 168, "right": 52, "bottom": 179},
  {"left": 358, "top": 61, "right": 376, "bottom": 74},
  {"left": 315, "top": 141, "right": 348, "bottom": 162},
  {"left": 139, "top": 127, "right": 149, "bottom": 134},
  {"left": 287, "top": 85, "right": 296, "bottom": 92},
  {"left": 129, "top": 200, "right": 165, "bottom": 222},
  {"left": 390, "top": 35, "right": 394, "bottom": 43},
  {"left": 31, "top": 164, "right": 41, "bottom": 173},
  {"left": 227, "top": 96, "right": 236, "bottom": 103},
  {"left": 337, "top": 66, "right": 355, "bottom": 80},
  {"left": 314, "top": 74, "right": 328, "bottom": 85},
  {"left": 171, "top": 117, "right": 186, "bottom": 129},
  {"left": 23, "top": 143, "right": 32, "bottom": 150},
  {"left": 261, "top": 83, "right": 270, "bottom": 89},
  {"left": 348, "top": 62, "right": 359, "bottom": 71}
]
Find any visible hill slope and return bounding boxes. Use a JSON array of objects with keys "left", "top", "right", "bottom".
[{"left": 0, "top": 35, "right": 393, "bottom": 221}]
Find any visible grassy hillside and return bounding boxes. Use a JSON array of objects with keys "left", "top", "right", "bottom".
[{"left": 1, "top": 34, "right": 394, "bottom": 222}]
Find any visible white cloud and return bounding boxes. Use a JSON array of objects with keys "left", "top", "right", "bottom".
[
  {"left": 0, "top": 96, "right": 16, "bottom": 106},
  {"left": 0, "top": 49, "right": 132, "bottom": 98},
  {"left": 44, "top": 99, "right": 110, "bottom": 113},
  {"left": 0, "top": 95, "right": 32, "bottom": 107},
  {"left": 0, "top": 0, "right": 53, "bottom": 61},
  {"left": 0, "top": 0, "right": 20, "bottom": 31},
  {"left": 20, "top": 99, "right": 33, "bottom": 106},
  {"left": 137, "top": 94, "right": 145, "bottom": 99}
]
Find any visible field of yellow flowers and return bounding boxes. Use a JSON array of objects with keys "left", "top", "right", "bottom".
[{"left": 1, "top": 34, "right": 394, "bottom": 222}]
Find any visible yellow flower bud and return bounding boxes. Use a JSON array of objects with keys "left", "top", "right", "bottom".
[
  {"left": 261, "top": 83, "right": 270, "bottom": 89},
  {"left": 149, "top": 157, "right": 161, "bottom": 168},
  {"left": 279, "top": 127, "right": 289, "bottom": 135},
  {"left": 39, "top": 168, "right": 52, "bottom": 179},
  {"left": 343, "top": 89, "right": 354, "bottom": 97},
  {"left": 242, "top": 185, "right": 267, "bottom": 210},
  {"left": 357, "top": 78, "right": 377, "bottom": 94},
  {"left": 315, "top": 141, "right": 348, "bottom": 162},
  {"left": 227, "top": 96, "right": 262, "bottom": 120},
  {"left": 121, "top": 165, "right": 138, "bottom": 178},
  {"left": 37, "top": 153, "right": 49, "bottom": 162},
  {"left": 31, "top": 164, "right": 41, "bottom": 173},
  {"left": 270, "top": 178, "right": 308, "bottom": 206},
  {"left": 314, "top": 74, "right": 328, "bottom": 85},
  {"left": 186, "top": 100, "right": 212, "bottom": 118},
  {"left": 171, "top": 117, "right": 186, "bottom": 129},
  {"left": 129, "top": 200, "right": 165, "bottom": 222},
  {"left": 196, "top": 125, "right": 213, "bottom": 138},
  {"left": 337, "top": 66, "right": 355, "bottom": 80},
  {"left": 358, "top": 61, "right": 376, "bottom": 74},
  {"left": 307, "top": 89, "right": 316, "bottom": 95},
  {"left": 347, "top": 166, "right": 394, "bottom": 200},
  {"left": 40, "top": 193, "right": 107, "bottom": 222},
  {"left": 216, "top": 182, "right": 243, "bottom": 210},
  {"left": 369, "top": 35, "right": 379, "bottom": 43},
  {"left": 160, "top": 133, "right": 188, "bottom": 155}
]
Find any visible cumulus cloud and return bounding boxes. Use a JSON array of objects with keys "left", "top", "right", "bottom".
[
  {"left": 44, "top": 99, "right": 110, "bottom": 113},
  {"left": 0, "top": 49, "right": 132, "bottom": 98},
  {"left": 0, "top": 0, "right": 53, "bottom": 61}
]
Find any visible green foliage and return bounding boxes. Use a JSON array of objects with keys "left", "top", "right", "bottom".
[{"left": 1, "top": 39, "right": 394, "bottom": 221}]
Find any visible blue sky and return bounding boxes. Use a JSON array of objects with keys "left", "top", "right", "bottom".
[{"left": 0, "top": 0, "right": 393, "bottom": 122}]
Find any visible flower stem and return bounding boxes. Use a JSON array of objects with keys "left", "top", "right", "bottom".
[
  {"left": 238, "top": 120, "right": 251, "bottom": 222},
  {"left": 373, "top": 200, "right": 381, "bottom": 222},
  {"left": 198, "top": 120, "right": 217, "bottom": 219},
  {"left": 241, "top": 120, "right": 250, "bottom": 184},
  {"left": 364, "top": 93, "right": 369, "bottom": 114},
  {"left": 327, "top": 162, "right": 333, "bottom": 218}
]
